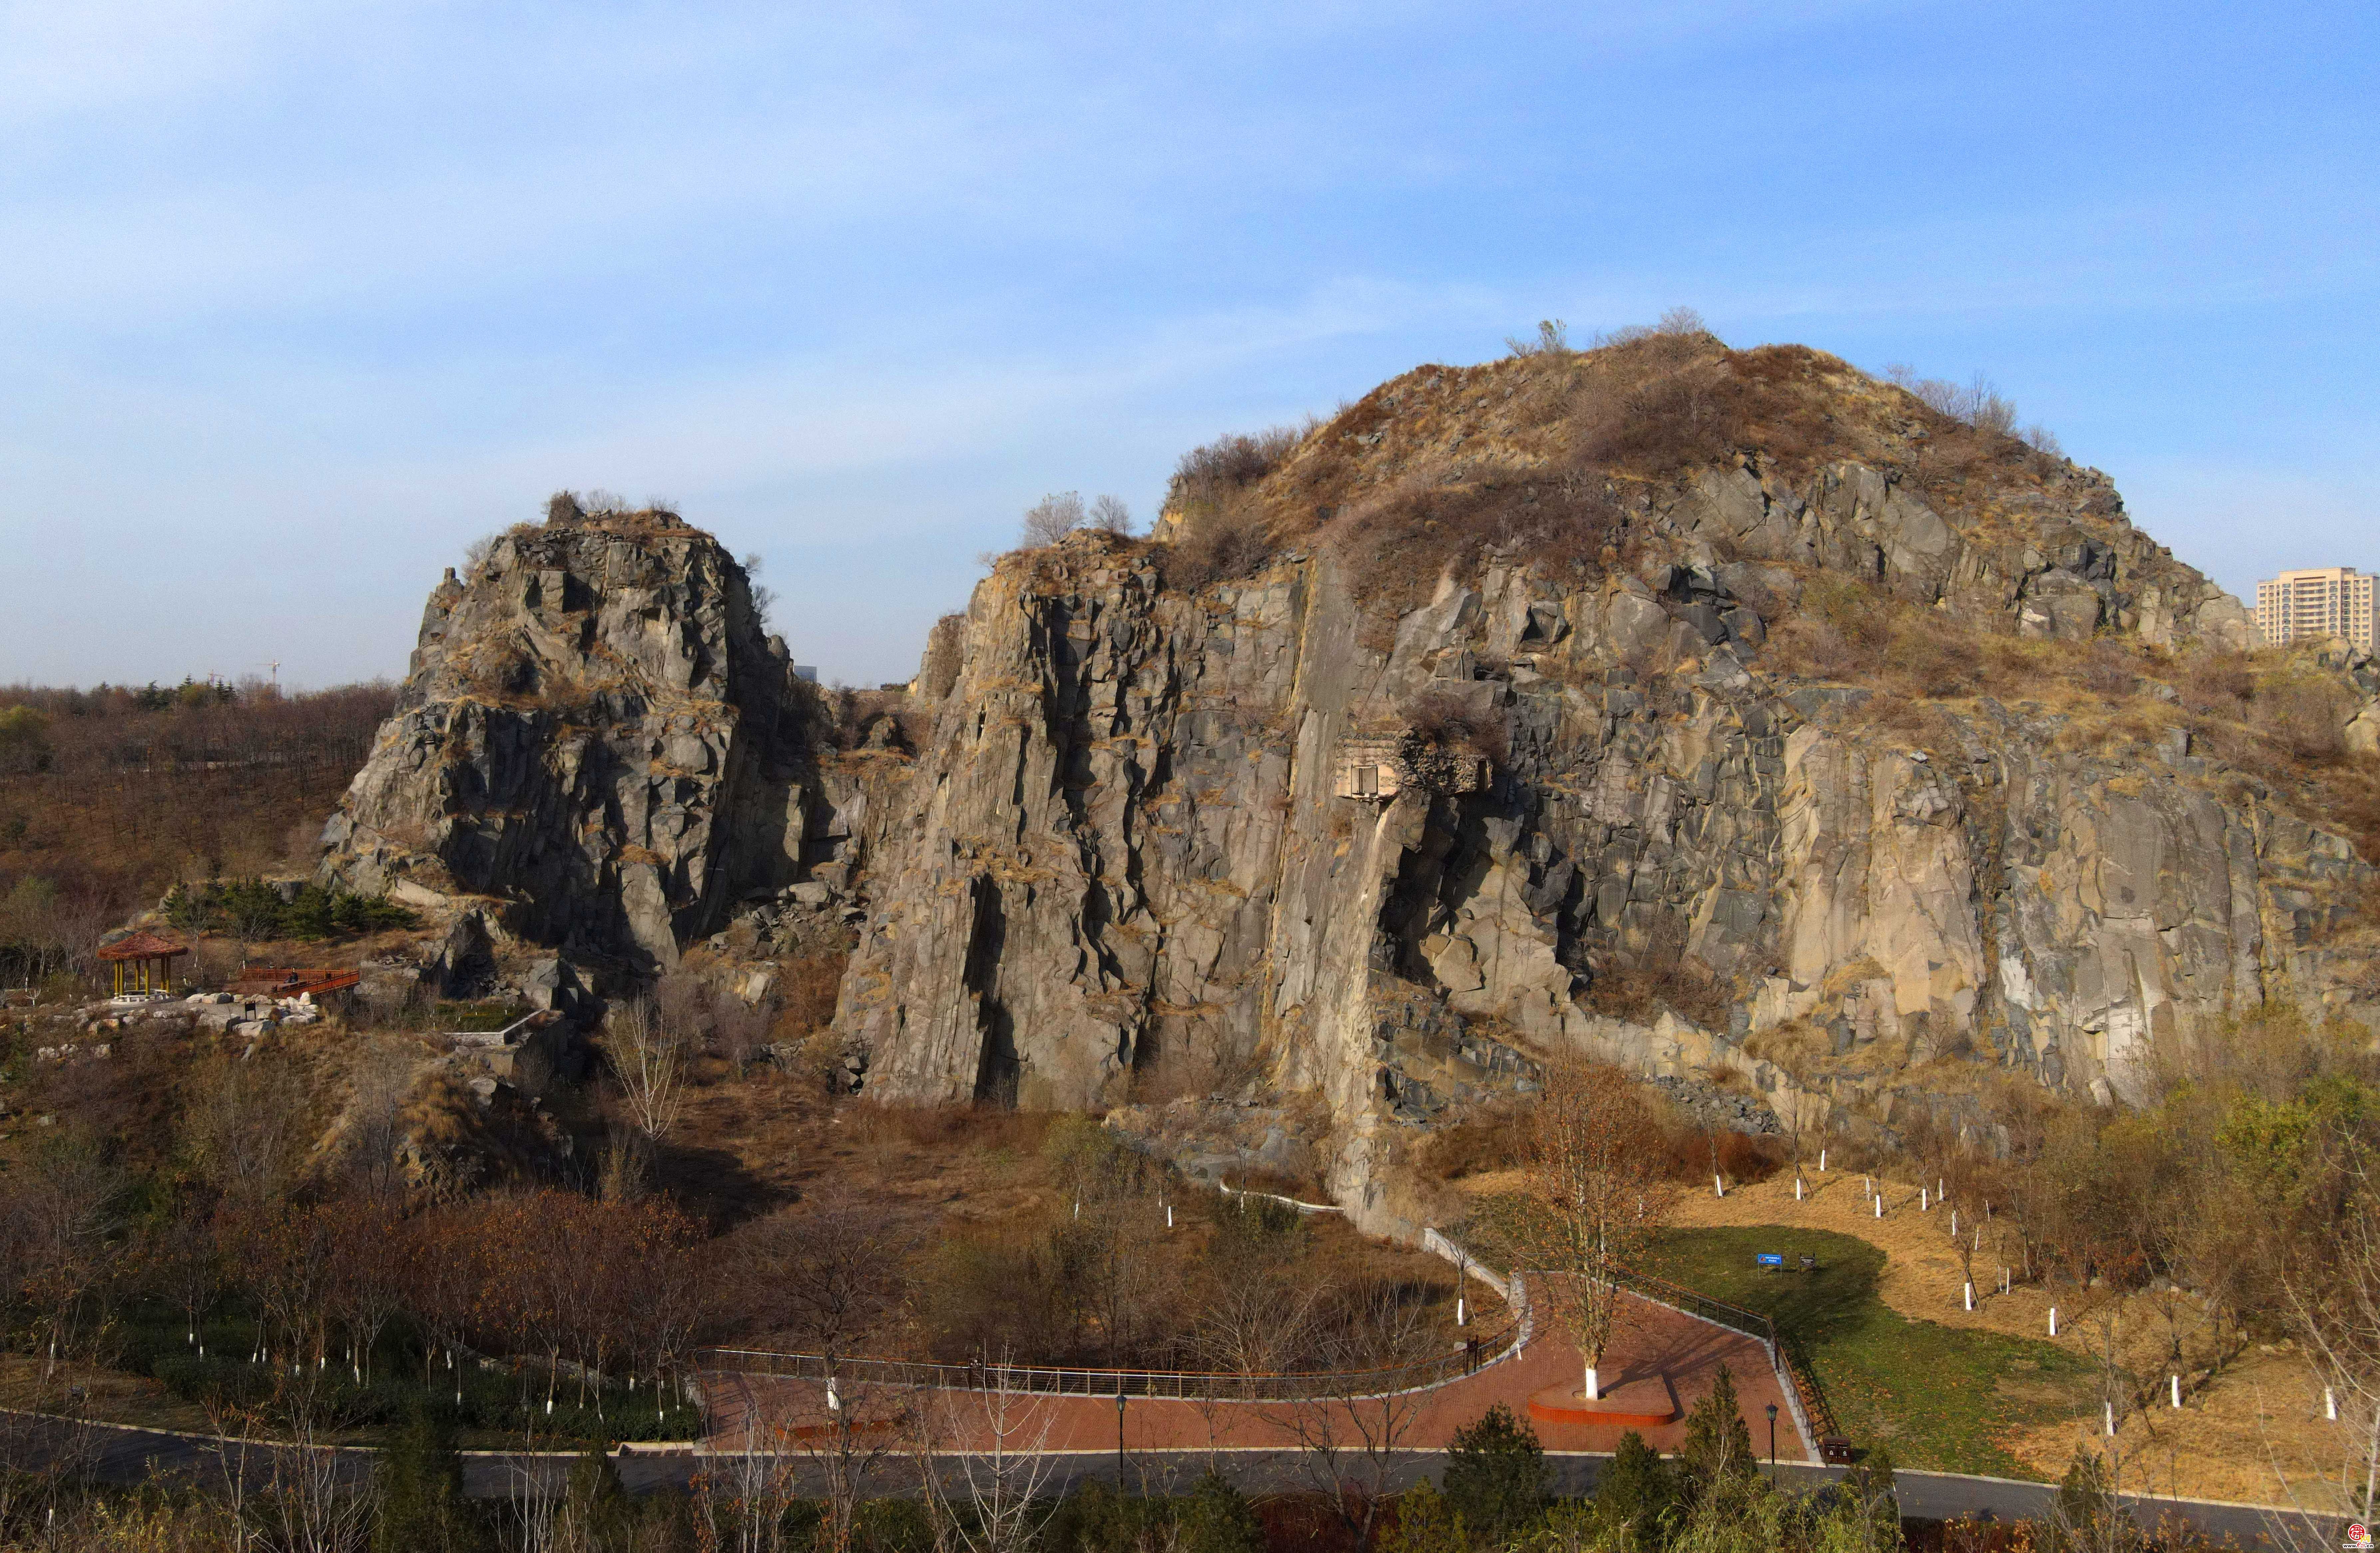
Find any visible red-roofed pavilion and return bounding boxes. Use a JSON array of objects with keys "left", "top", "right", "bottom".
[{"left": 95, "top": 930, "right": 189, "bottom": 997}]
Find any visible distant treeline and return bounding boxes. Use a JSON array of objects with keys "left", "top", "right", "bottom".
[
  {"left": 0, "top": 678, "right": 398, "bottom": 986},
  {"left": 0, "top": 678, "right": 395, "bottom": 778}
]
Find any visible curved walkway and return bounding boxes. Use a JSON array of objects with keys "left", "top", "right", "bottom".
[{"left": 697, "top": 1288, "right": 1806, "bottom": 1463}]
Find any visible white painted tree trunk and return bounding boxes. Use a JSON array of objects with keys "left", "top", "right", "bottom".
[{"left": 1584, "top": 1364, "right": 1600, "bottom": 1401}]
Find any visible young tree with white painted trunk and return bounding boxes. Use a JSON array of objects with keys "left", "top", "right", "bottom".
[{"left": 1506, "top": 1060, "right": 1676, "bottom": 1402}]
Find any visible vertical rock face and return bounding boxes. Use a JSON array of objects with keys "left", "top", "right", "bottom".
[
  {"left": 836, "top": 351, "right": 2380, "bottom": 1230},
  {"left": 322, "top": 346, "right": 2379, "bottom": 1235},
  {"left": 320, "top": 510, "right": 819, "bottom": 973}
]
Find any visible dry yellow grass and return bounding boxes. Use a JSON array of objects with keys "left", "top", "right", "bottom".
[{"left": 1659, "top": 1169, "right": 2354, "bottom": 1508}]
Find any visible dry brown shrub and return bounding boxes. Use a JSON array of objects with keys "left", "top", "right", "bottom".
[
  {"left": 1165, "top": 423, "right": 1307, "bottom": 513},
  {"left": 2077, "top": 641, "right": 2142, "bottom": 699},
  {"left": 1716, "top": 1130, "right": 1787, "bottom": 1181},
  {"left": 2254, "top": 664, "right": 2355, "bottom": 762},
  {"left": 1581, "top": 914, "right": 1732, "bottom": 1030},
  {"left": 1892, "top": 620, "right": 1985, "bottom": 699},
  {"left": 2179, "top": 650, "right": 2254, "bottom": 717},
  {"left": 864, "top": 1101, "right": 1051, "bottom": 1154},
  {"left": 1405, "top": 688, "right": 1510, "bottom": 765},
  {"left": 1568, "top": 340, "right": 1828, "bottom": 483},
  {"left": 1414, "top": 1106, "right": 1526, "bottom": 1180},
  {"left": 1326, "top": 465, "right": 1624, "bottom": 619},
  {"left": 771, "top": 951, "right": 846, "bottom": 1039},
  {"left": 1768, "top": 573, "right": 1896, "bottom": 682},
  {"left": 1633, "top": 1103, "right": 1787, "bottom": 1186},
  {"left": 1163, "top": 503, "right": 1276, "bottom": 591}
]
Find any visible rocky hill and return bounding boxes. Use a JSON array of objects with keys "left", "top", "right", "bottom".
[
  {"left": 319, "top": 500, "right": 828, "bottom": 975},
  {"left": 320, "top": 334, "right": 2380, "bottom": 1233}
]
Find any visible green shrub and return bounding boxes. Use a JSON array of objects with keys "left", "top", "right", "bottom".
[
  {"left": 1178, "top": 1469, "right": 1264, "bottom": 1553},
  {"left": 1379, "top": 1482, "right": 1467, "bottom": 1553},
  {"left": 374, "top": 1398, "right": 472, "bottom": 1553},
  {"left": 161, "top": 877, "right": 415, "bottom": 943},
  {"left": 1591, "top": 1429, "right": 1677, "bottom": 1540},
  {"left": 1443, "top": 1402, "right": 1549, "bottom": 1545},
  {"left": 1676, "top": 1365, "right": 1757, "bottom": 1501}
]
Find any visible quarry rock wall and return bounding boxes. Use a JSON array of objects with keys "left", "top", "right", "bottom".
[
  {"left": 319, "top": 514, "right": 818, "bottom": 976},
  {"left": 835, "top": 463, "right": 2375, "bottom": 1231}
]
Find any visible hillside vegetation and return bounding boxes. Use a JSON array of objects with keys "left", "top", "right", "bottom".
[{"left": 0, "top": 679, "right": 393, "bottom": 988}]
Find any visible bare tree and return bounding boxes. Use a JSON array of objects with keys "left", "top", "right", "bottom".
[
  {"left": 1020, "top": 492, "right": 1088, "bottom": 547},
  {"left": 265, "top": 1366, "right": 380, "bottom": 1553},
  {"left": 1271, "top": 1281, "right": 1438, "bottom": 1550},
  {"left": 1193, "top": 1195, "right": 1321, "bottom": 1374},
  {"left": 1088, "top": 494, "right": 1133, "bottom": 534},
  {"left": 5, "top": 1130, "right": 126, "bottom": 1379},
  {"left": 2275, "top": 1139, "right": 2380, "bottom": 1536},
  {"left": 1505, "top": 319, "right": 1570, "bottom": 356},
  {"left": 1192, "top": 1263, "right": 1321, "bottom": 1376},
  {"left": 1747, "top": 1022, "right": 1827, "bottom": 1192},
  {"left": 803, "top": 1372, "right": 907, "bottom": 1553},
  {"left": 183, "top": 1053, "right": 312, "bottom": 1210},
  {"left": 140, "top": 1211, "right": 223, "bottom": 1354},
  {"left": 1502, "top": 1059, "right": 1677, "bottom": 1401},
  {"left": 327, "top": 1199, "right": 407, "bottom": 1384},
  {"left": 697, "top": 1420, "right": 805, "bottom": 1553},
  {"left": 403, "top": 1210, "right": 478, "bottom": 1402},
  {"left": 730, "top": 1185, "right": 914, "bottom": 1357},
  {"left": 608, "top": 996, "right": 689, "bottom": 1143},
  {"left": 333, "top": 1044, "right": 417, "bottom": 1202},
  {"left": 919, "top": 1359, "right": 1061, "bottom": 1553}
]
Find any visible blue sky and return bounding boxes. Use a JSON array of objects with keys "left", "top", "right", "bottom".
[{"left": 3, "top": 0, "right": 2374, "bottom": 690}]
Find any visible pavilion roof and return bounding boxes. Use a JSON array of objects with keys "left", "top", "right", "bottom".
[{"left": 96, "top": 930, "right": 191, "bottom": 962}]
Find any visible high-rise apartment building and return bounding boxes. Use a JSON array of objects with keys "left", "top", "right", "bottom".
[{"left": 2256, "top": 567, "right": 2378, "bottom": 650}]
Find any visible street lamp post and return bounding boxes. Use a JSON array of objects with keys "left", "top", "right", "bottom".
[
  {"left": 1116, "top": 1388, "right": 1128, "bottom": 1486},
  {"left": 1765, "top": 1403, "right": 1778, "bottom": 1471}
]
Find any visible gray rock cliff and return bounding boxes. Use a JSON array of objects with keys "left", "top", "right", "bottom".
[
  {"left": 318, "top": 507, "right": 824, "bottom": 974},
  {"left": 831, "top": 348, "right": 2380, "bottom": 1230}
]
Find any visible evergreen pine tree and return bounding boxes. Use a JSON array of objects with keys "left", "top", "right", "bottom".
[
  {"left": 1378, "top": 1482, "right": 1468, "bottom": 1553},
  {"left": 1443, "top": 1402, "right": 1550, "bottom": 1546},
  {"left": 560, "top": 1447, "right": 631, "bottom": 1552},
  {"left": 1178, "top": 1468, "right": 1265, "bottom": 1553},
  {"left": 1677, "top": 1364, "right": 1757, "bottom": 1502},
  {"left": 1839, "top": 1441, "right": 1901, "bottom": 1547},
  {"left": 374, "top": 1397, "right": 472, "bottom": 1553},
  {"left": 1591, "top": 1429, "right": 1678, "bottom": 1540}
]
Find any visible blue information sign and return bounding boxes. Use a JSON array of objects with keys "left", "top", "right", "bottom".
[{"left": 1756, "top": 1252, "right": 1784, "bottom": 1268}]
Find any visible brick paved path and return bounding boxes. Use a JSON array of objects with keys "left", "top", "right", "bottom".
[{"left": 697, "top": 1289, "right": 1807, "bottom": 1464}]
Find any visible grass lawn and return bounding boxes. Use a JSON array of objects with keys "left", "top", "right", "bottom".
[{"left": 1641, "top": 1225, "right": 2093, "bottom": 1479}]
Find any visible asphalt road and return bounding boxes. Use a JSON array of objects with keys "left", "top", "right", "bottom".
[{"left": 4, "top": 1411, "right": 2341, "bottom": 1547}]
